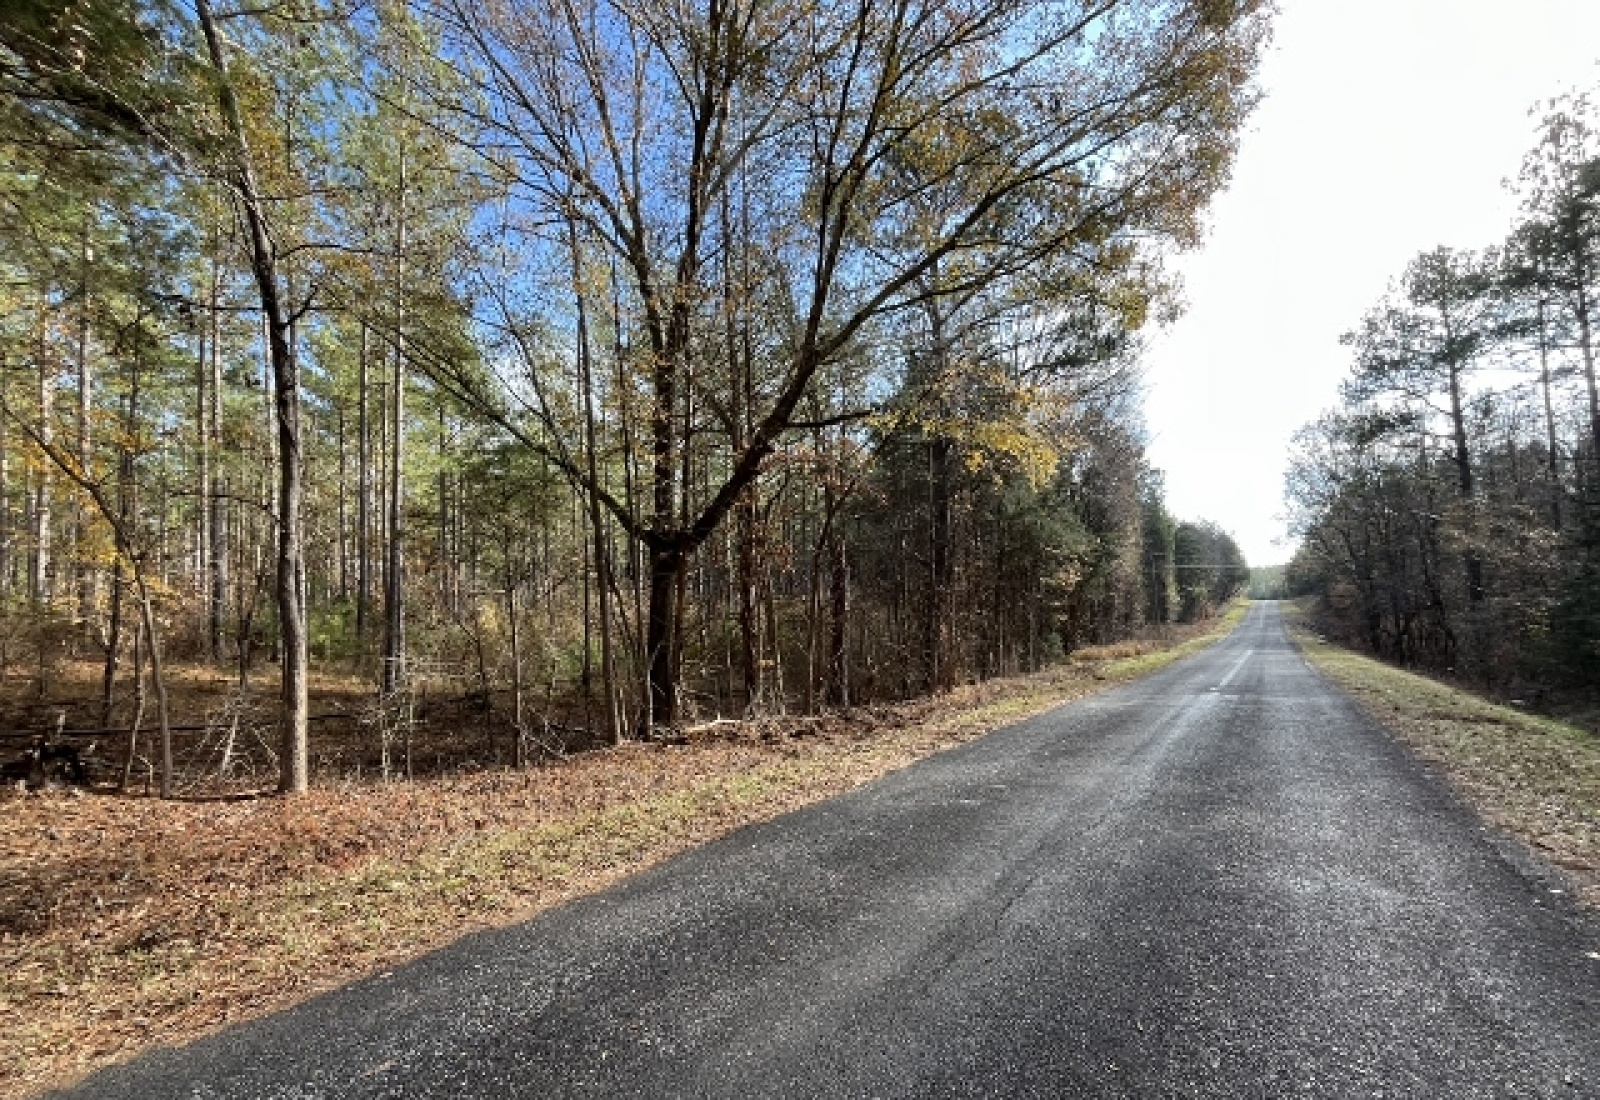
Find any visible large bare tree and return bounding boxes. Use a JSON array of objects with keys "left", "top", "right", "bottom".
[{"left": 356, "top": 0, "right": 1266, "bottom": 731}]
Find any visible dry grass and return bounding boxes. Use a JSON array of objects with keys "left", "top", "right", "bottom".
[
  {"left": 1287, "top": 605, "right": 1600, "bottom": 910},
  {"left": 0, "top": 608, "right": 1242, "bottom": 1098}
]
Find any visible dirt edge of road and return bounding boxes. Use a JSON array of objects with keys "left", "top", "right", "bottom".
[
  {"left": 3, "top": 604, "right": 1247, "bottom": 1099},
  {"left": 1287, "top": 606, "right": 1600, "bottom": 913}
]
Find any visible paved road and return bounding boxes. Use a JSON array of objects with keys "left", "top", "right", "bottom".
[{"left": 59, "top": 603, "right": 1599, "bottom": 1098}]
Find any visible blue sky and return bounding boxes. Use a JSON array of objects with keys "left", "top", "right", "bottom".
[{"left": 1141, "top": 0, "right": 1600, "bottom": 566}]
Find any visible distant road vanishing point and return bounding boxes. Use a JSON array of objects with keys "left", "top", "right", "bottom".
[{"left": 59, "top": 603, "right": 1600, "bottom": 1099}]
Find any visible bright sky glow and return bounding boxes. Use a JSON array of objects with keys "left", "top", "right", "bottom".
[{"left": 1141, "top": 0, "right": 1600, "bottom": 566}]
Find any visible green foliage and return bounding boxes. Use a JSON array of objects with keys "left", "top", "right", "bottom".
[
  {"left": 1139, "top": 474, "right": 1177, "bottom": 624},
  {"left": 0, "top": 0, "right": 188, "bottom": 154},
  {"left": 309, "top": 600, "right": 361, "bottom": 663},
  {"left": 1543, "top": 502, "right": 1600, "bottom": 688},
  {"left": 1287, "top": 92, "right": 1600, "bottom": 695},
  {"left": 1247, "top": 565, "right": 1287, "bottom": 600},
  {"left": 1172, "top": 521, "right": 1248, "bottom": 622}
]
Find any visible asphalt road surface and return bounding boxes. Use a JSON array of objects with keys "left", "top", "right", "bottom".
[{"left": 58, "top": 602, "right": 1599, "bottom": 1099}]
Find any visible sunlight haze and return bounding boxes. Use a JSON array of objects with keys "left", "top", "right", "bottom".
[{"left": 1142, "top": 0, "right": 1600, "bottom": 567}]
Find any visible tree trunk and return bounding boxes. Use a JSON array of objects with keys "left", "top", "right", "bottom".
[
  {"left": 195, "top": 280, "right": 211, "bottom": 616},
  {"left": 1536, "top": 294, "right": 1563, "bottom": 528},
  {"left": 506, "top": 566, "right": 525, "bottom": 767},
  {"left": 100, "top": 558, "right": 123, "bottom": 728},
  {"left": 926, "top": 434, "right": 953, "bottom": 692},
  {"left": 1446, "top": 360, "right": 1474, "bottom": 499},
  {"left": 0, "top": 392, "right": 10, "bottom": 593},
  {"left": 1445, "top": 359, "right": 1484, "bottom": 605},
  {"left": 382, "top": 157, "right": 408, "bottom": 699},
  {"left": 120, "top": 615, "right": 145, "bottom": 793},
  {"left": 1575, "top": 277, "right": 1600, "bottom": 469},
  {"left": 133, "top": 572, "right": 173, "bottom": 799},
  {"left": 208, "top": 254, "right": 228, "bottom": 664},
  {"left": 196, "top": 0, "right": 307, "bottom": 793},
  {"left": 336, "top": 403, "right": 348, "bottom": 600},
  {"left": 356, "top": 322, "right": 372, "bottom": 649},
  {"left": 75, "top": 223, "right": 96, "bottom": 633},
  {"left": 382, "top": 334, "right": 405, "bottom": 696},
  {"left": 573, "top": 242, "right": 620, "bottom": 744},
  {"left": 437, "top": 406, "right": 451, "bottom": 613},
  {"left": 273, "top": 322, "right": 309, "bottom": 793},
  {"left": 31, "top": 300, "right": 52, "bottom": 605},
  {"left": 737, "top": 487, "right": 761, "bottom": 714},
  {"left": 921, "top": 298, "right": 954, "bottom": 694},
  {"left": 827, "top": 525, "right": 849, "bottom": 707},
  {"left": 763, "top": 577, "right": 785, "bottom": 711},
  {"left": 100, "top": 425, "right": 137, "bottom": 729},
  {"left": 644, "top": 543, "right": 683, "bottom": 732}
]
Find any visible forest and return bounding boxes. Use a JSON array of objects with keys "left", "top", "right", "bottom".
[
  {"left": 1286, "top": 90, "right": 1600, "bottom": 706},
  {"left": 0, "top": 0, "right": 1261, "bottom": 796}
]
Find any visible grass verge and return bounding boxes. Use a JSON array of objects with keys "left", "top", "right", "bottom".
[
  {"left": 1286, "top": 604, "right": 1600, "bottom": 910},
  {"left": 1, "top": 604, "right": 1245, "bottom": 1098}
]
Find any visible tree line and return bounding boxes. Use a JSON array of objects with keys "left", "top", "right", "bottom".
[
  {"left": 0, "top": 0, "right": 1264, "bottom": 794},
  {"left": 1287, "top": 90, "right": 1600, "bottom": 698}
]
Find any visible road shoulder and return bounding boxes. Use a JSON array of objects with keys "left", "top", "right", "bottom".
[{"left": 1285, "top": 604, "right": 1600, "bottom": 912}]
